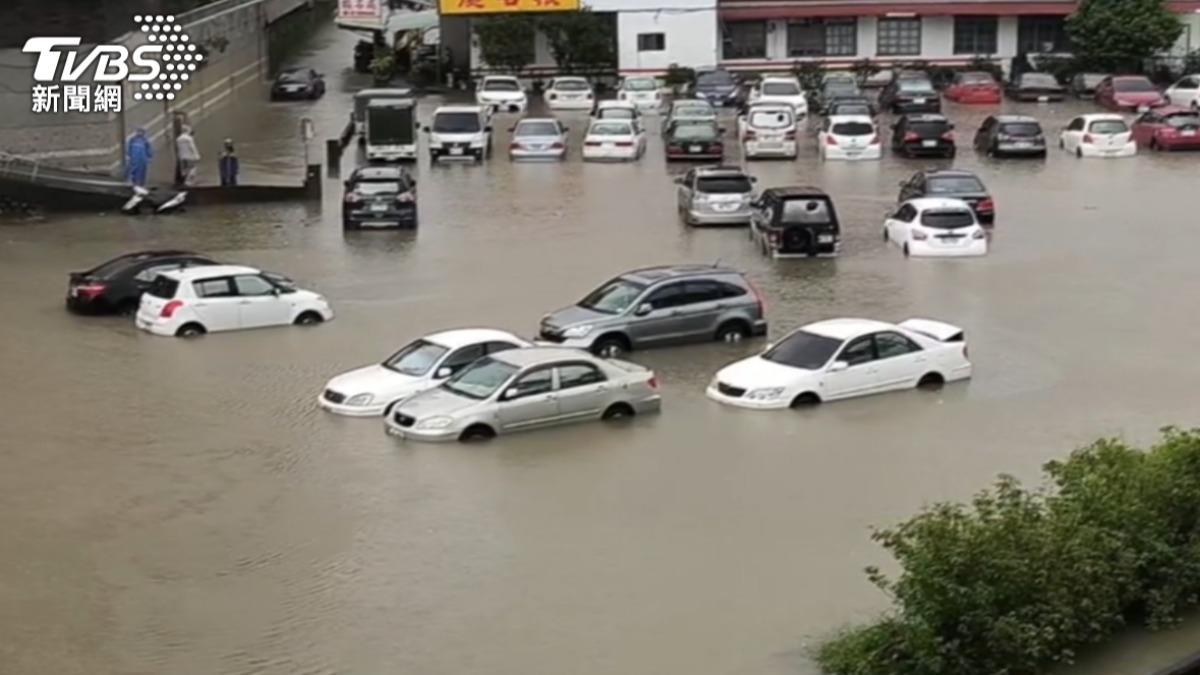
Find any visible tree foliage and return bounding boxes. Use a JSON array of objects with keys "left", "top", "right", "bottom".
[
  {"left": 817, "top": 429, "right": 1200, "bottom": 675},
  {"left": 538, "top": 9, "right": 616, "bottom": 72},
  {"left": 474, "top": 15, "right": 539, "bottom": 74},
  {"left": 1066, "top": 0, "right": 1184, "bottom": 72}
]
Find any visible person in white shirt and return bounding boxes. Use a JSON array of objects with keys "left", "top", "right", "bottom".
[{"left": 175, "top": 126, "right": 201, "bottom": 186}]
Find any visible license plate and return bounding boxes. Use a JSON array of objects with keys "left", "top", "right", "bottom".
[
  {"left": 818, "top": 234, "right": 834, "bottom": 243},
  {"left": 1015, "top": 141, "right": 1032, "bottom": 148},
  {"left": 922, "top": 140, "right": 937, "bottom": 148},
  {"left": 603, "top": 143, "right": 615, "bottom": 149},
  {"left": 714, "top": 203, "right": 737, "bottom": 212},
  {"left": 1037, "top": 96, "right": 1049, "bottom": 102},
  {"left": 1137, "top": 105, "right": 1149, "bottom": 113},
  {"left": 449, "top": 147, "right": 464, "bottom": 155},
  {"left": 371, "top": 203, "right": 387, "bottom": 212},
  {"left": 914, "top": 98, "right": 926, "bottom": 104},
  {"left": 689, "top": 145, "right": 703, "bottom": 153},
  {"left": 69, "top": 287, "right": 79, "bottom": 297}
]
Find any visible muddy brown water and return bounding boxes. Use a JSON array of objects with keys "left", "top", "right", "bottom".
[{"left": 2, "top": 22, "right": 1199, "bottom": 675}]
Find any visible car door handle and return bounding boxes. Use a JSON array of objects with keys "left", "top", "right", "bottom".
[{"left": 239, "top": 300, "right": 252, "bottom": 305}]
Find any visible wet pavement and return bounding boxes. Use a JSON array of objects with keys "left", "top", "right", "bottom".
[{"left": 3, "top": 18, "right": 1200, "bottom": 675}]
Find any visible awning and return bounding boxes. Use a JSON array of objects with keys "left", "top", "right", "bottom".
[
  {"left": 718, "top": 0, "right": 1200, "bottom": 19},
  {"left": 336, "top": 10, "right": 439, "bottom": 32}
]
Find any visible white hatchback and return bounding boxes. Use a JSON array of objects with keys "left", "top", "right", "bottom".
[
  {"left": 707, "top": 318, "right": 972, "bottom": 410},
  {"left": 582, "top": 119, "right": 646, "bottom": 161},
  {"left": 545, "top": 76, "right": 595, "bottom": 111},
  {"left": 884, "top": 198, "right": 988, "bottom": 258},
  {"left": 1059, "top": 113, "right": 1137, "bottom": 158},
  {"left": 738, "top": 103, "right": 798, "bottom": 159},
  {"left": 1165, "top": 74, "right": 1200, "bottom": 110},
  {"left": 819, "top": 115, "right": 882, "bottom": 160},
  {"left": 749, "top": 77, "right": 809, "bottom": 119},
  {"left": 136, "top": 265, "right": 333, "bottom": 337},
  {"left": 319, "top": 328, "right": 531, "bottom": 417}
]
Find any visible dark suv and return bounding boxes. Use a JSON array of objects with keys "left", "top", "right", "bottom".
[
  {"left": 342, "top": 165, "right": 418, "bottom": 229},
  {"left": 891, "top": 114, "right": 955, "bottom": 158},
  {"left": 538, "top": 265, "right": 769, "bottom": 357},
  {"left": 898, "top": 169, "right": 995, "bottom": 226},
  {"left": 973, "top": 115, "right": 1047, "bottom": 158},
  {"left": 750, "top": 187, "right": 841, "bottom": 258},
  {"left": 879, "top": 76, "right": 941, "bottom": 114}
]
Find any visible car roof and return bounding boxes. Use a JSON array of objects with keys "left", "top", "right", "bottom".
[
  {"left": 993, "top": 115, "right": 1039, "bottom": 123},
  {"left": 436, "top": 105, "right": 486, "bottom": 113},
  {"left": 552, "top": 76, "right": 588, "bottom": 83},
  {"left": 352, "top": 165, "right": 407, "bottom": 179},
  {"left": 622, "top": 264, "right": 742, "bottom": 283},
  {"left": 763, "top": 186, "right": 829, "bottom": 198},
  {"left": 517, "top": 117, "right": 560, "bottom": 124},
  {"left": 803, "top": 318, "right": 897, "bottom": 340},
  {"left": 589, "top": 118, "right": 634, "bottom": 128},
  {"left": 162, "top": 264, "right": 260, "bottom": 280},
  {"left": 906, "top": 197, "right": 974, "bottom": 211},
  {"left": 902, "top": 113, "right": 948, "bottom": 122},
  {"left": 827, "top": 114, "right": 874, "bottom": 123},
  {"left": 761, "top": 76, "right": 800, "bottom": 83},
  {"left": 483, "top": 75, "right": 518, "bottom": 81},
  {"left": 597, "top": 100, "right": 635, "bottom": 108},
  {"left": 1152, "top": 105, "right": 1196, "bottom": 115},
  {"left": 1112, "top": 75, "right": 1152, "bottom": 82},
  {"left": 1078, "top": 113, "right": 1126, "bottom": 121},
  {"left": 695, "top": 165, "right": 749, "bottom": 177},
  {"left": 493, "top": 346, "right": 594, "bottom": 367},
  {"left": 426, "top": 328, "right": 523, "bottom": 349},
  {"left": 921, "top": 168, "right": 981, "bottom": 179}
]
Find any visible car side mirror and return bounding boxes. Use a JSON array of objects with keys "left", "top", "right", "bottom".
[
  {"left": 634, "top": 303, "right": 653, "bottom": 316},
  {"left": 271, "top": 287, "right": 281, "bottom": 296},
  {"left": 562, "top": 126, "right": 569, "bottom": 132},
  {"left": 436, "top": 367, "right": 452, "bottom": 379},
  {"left": 674, "top": 177, "right": 684, "bottom": 185},
  {"left": 344, "top": 179, "right": 353, "bottom": 188},
  {"left": 502, "top": 387, "right": 519, "bottom": 401},
  {"left": 485, "top": 125, "right": 493, "bottom": 132},
  {"left": 509, "top": 126, "right": 516, "bottom": 132},
  {"left": 828, "top": 360, "right": 849, "bottom": 373},
  {"left": 422, "top": 126, "right": 431, "bottom": 133},
  {"left": 749, "top": 176, "right": 758, "bottom": 183}
]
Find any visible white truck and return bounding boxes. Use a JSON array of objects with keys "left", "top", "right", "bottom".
[{"left": 364, "top": 98, "right": 417, "bottom": 162}]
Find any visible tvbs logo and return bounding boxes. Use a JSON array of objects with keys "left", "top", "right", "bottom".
[{"left": 22, "top": 15, "right": 202, "bottom": 113}]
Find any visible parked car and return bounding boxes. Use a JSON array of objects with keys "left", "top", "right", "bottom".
[
  {"left": 737, "top": 102, "right": 798, "bottom": 159},
  {"left": 342, "top": 164, "right": 418, "bottom": 229},
  {"left": 1005, "top": 72, "right": 1066, "bottom": 102},
  {"left": 383, "top": 347, "right": 661, "bottom": 442},
  {"left": 319, "top": 328, "right": 530, "bottom": 417},
  {"left": 879, "top": 76, "right": 941, "bottom": 114},
  {"left": 748, "top": 76, "right": 809, "bottom": 119},
  {"left": 662, "top": 99, "right": 717, "bottom": 132},
  {"left": 595, "top": 100, "right": 640, "bottom": 121},
  {"left": 1070, "top": 72, "right": 1109, "bottom": 99},
  {"left": 664, "top": 119, "right": 724, "bottom": 161},
  {"left": 675, "top": 165, "right": 756, "bottom": 226},
  {"left": 67, "top": 250, "right": 215, "bottom": 315},
  {"left": 537, "top": 264, "right": 768, "bottom": 357},
  {"left": 509, "top": 117, "right": 568, "bottom": 160},
  {"left": 544, "top": 76, "right": 594, "bottom": 111},
  {"left": 973, "top": 115, "right": 1047, "bottom": 158},
  {"left": 863, "top": 68, "right": 895, "bottom": 89},
  {"left": 883, "top": 198, "right": 988, "bottom": 258},
  {"left": 898, "top": 169, "right": 994, "bottom": 226},
  {"left": 750, "top": 187, "right": 841, "bottom": 258},
  {"left": 425, "top": 105, "right": 492, "bottom": 162},
  {"left": 943, "top": 71, "right": 1001, "bottom": 104},
  {"left": 136, "top": 265, "right": 332, "bottom": 337},
  {"left": 270, "top": 67, "right": 325, "bottom": 100},
  {"left": 707, "top": 317, "right": 971, "bottom": 409},
  {"left": 890, "top": 113, "right": 956, "bottom": 158},
  {"left": 1094, "top": 75, "right": 1166, "bottom": 111},
  {"left": 582, "top": 119, "right": 646, "bottom": 161},
  {"left": 1164, "top": 74, "right": 1200, "bottom": 110},
  {"left": 691, "top": 69, "right": 743, "bottom": 107},
  {"left": 617, "top": 76, "right": 663, "bottom": 111},
  {"left": 818, "top": 114, "right": 882, "bottom": 161},
  {"left": 1058, "top": 113, "right": 1137, "bottom": 158},
  {"left": 475, "top": 75, "right": 527, "bottom": 113},
  {"left": 824, "top": 96, "right": 876, "bottom": 117},
  {"left": 1130, "top": 106, "right": 1200, "bottom": 151},
  {"left": 817, "top": 77, "right": 862, "bottom": 113}
]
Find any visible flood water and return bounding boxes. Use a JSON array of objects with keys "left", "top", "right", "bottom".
[{"left": 2, "top": 20, "right": 1199, "bottom": 675}]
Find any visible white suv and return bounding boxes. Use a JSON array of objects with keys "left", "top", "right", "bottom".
[
  {"left": 136, "top": 265, "right": 333, "bottom": 337},
  {"left": 425, "top": 105, "right": 493, "bottom": 162},
  {"left": 475, "top": 75, "right": 527, "bottom": 113}
]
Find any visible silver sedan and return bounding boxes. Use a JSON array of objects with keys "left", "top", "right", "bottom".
[
  {"left": 508, "top": 118, "right": 568, "bottom": 160},
  {"left": 384, "top": 347, "right": 661, "bottom": 442}
]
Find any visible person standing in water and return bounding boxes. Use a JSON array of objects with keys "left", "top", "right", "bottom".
[
  {"left": 175, "top": 126, "right": 201, "bottom": 186},
  {"left": 126, "top": 128, "right": 153, "bottom": 187},
  {"left": 218, "top": 139, "right": 239, "bottom": 187}
]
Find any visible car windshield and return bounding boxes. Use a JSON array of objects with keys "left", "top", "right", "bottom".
[
  {"left": 598, "top": 108, "right": 635, "bottom": 120},
  {"left": 899, "top": 79, "right": 934, "bottom": 92},
  {"left": 959, "top": 72, "right": 994, "bottom": 84},
  {"left": 1000, "top": 122, "right": 1041, "bottom": 136},
  {"left": 831, "top": 103, "right": 871, "bottom": 116},
  {"left": 484, "top": 80, "right": 520, "bottom": 92},
  {"left": 674, "top": 104, "right": 713, "bottom": 117},
  {"left": 1021, "top": 74, "right": 1059, "bottom": 87},
  {"left": 516, "top": 121, "right": 560, "bottom": 136},
  {"left": 1081, "top": 74, "right": 1106, "bottom": 86},
  {"left": 910, "top": 121, "right": 949, "bottom": 134},
  {"left": 825, "top": 82, "right": 859, "bottom": 95},
  {"left": 762, "top": 82, "right": 800, "bottom": 96},
  {"left": 761, "top": 330, "right": 842, "bottom": 370},
  {"left": 697, "top": 176, "right": 753, "bottom": 194},
  {"left": 578, "top": 278, "right": 647, "bottom": 314},
  {"left": 554, "top": 80, "right": 589, "bottom": 91},
  {"left": 750, "top": 110, "right": 793, "bottom": 128},
  {"left": 671, "top": 124, "right": 717, "bottom": 140},
  {"left": 356, "top": 181, "right": 401, "bottom": 195},
  {"left": 278, "top": 70, "right": 307, "bottom": 83},
  {"left": 1088, "top": 119, "right": 1129, "bottom": 134},
  {"left": 589, "top": 122, "right": 633, "bottom": 136},
  {"left": 1114, "top": 78, "right": 1156, "bottom": 92},
  {"left": 920, "top": 210, "right": 976, "bottom": 229},
  {"left": 780, "top": 198, "right": 833, "bottom": 224},
  {"left": 624, "top": 78, "right": 657, "bottom": 91},
  {"left": 927, "top": 176, "right": 986, "bottom": 194},
  {"left": 442, "top": 357, "right": 519, "bottom": 400},
  {"left": 433, "top": 112, "right": 481, "bottom": 133},
  {"left": 146, "top": 276, "right": 179, "bottom": 299},
  {"left": 1166, "top": 114, "right": 1200, "bottom": 128},
  {"left": 697, "top": 71, "right": 735, "bottom": 86},
  {"left": 831, "top": 121, "right": 873, "bottom": 136},
  {"left": 383, "top": 339, "right": 449, "bottom": 376}
]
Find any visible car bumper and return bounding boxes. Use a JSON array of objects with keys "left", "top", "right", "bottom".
[
  {"left": 510, "top": 147, "right": 566, "bottom": 159},
  {"left": 994, "top": 143, "right": 1046, "bottom": 156},
  {"left": 631, "top": 394, "right": 664, "bottom": 415},
  {"left": 892, "top": 101, "right": 941, "bottom": 113},
  {"left": 908, "top": 239, "right": 988, "bottom": 257},
  {"left": 479, "top": 100, "right": 527, "bottom": 114},
  {"left": 824, "top": 145, "right": 882, "bottom": 160},
  {"left": 534, "top": 333, "right": 596, "bottom": 350},
  {"left": 432, "top": 145, "right": 485, "bottom": 160},
  {"left": 1078, "top": 142, "right": 1137, "bottom": 158},
  {"left": 365, "top": 147, "right": 417, "bottom": 162},
  {"left": 687, "top": 207, "right": 753, "bottom": 225},
  {"left": 1012, "top": 92, "right": 1064, "bottom": 102},
  {"left": 745, "top": 140, "right": 798, "bottom": 158},
  {"left": 705, "top": 385, "right": 791, "bottom": 410},
  {"left": 135, "top": 312, "right": 178, "bottom": 336},
  {"left": 384, "top": 420, "right": 461, "bottom": 442},
  {"left": 583, "top": 147, "right": 639, "bottom": 161},
  {"left": 344, "top": 205, "right": 417, "bottom": 227},
  {"left": 546, "top": 99, "right": 594, "bottom": 110},
  {"left": 899, "top": 142, "right": 955, "bottom": 156},
  {"left": 666, "top": 150, "right": 723, "bottom": 161},
  {"left": 949, "top": 91, "right": 1001, "bottom": 104},
  {"left": 317, "top": 395, "right": 387, "bottom": 417},
  {"left": 65, "top": 295, "right": 111, "bottom": 314},
  {"left": 1154, "top": 136, "right": 1200, "bottom": 150}
]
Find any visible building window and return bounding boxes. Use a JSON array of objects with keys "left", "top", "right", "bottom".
[
  {"left": 953, "top": 16, "right": 998, "bottom": 54},
  {"left": 877, "top": 17, "right": 922, "bottom": 56},
  {"left": 1018, "top": 16, "right": 1069, "bottom": 53},
  {"left": 826, "top": 19, "right": 857, "bottom": 56},
  {"left": 787, "top": 18, "right": 857, "bottom": 57},
  {"left": 722, "top": 21, "right": 767, "bottom": 60},
  {"left": 637, "top": 33, "right": 665, "bottom": 52}
]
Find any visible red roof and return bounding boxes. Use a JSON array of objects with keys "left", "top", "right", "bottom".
[{"left": 718, "top": 0, "right": 1200, "bottom": 19}]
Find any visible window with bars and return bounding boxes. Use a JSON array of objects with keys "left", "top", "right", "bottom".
[
  {"left": 1017, "top": 16, "right": 1069, "bottom": 53},
  {"left": 953, "top": 16, "right": 998, "bottom": 54},
  {"left": 637, "top": 33, "right": 666, "bottom": 52},
  {"left": 786, "top": 19, "right": 857, "bottom": 57},
  {"left": 877, "top": 18, "right": 922, "bottom": 56},
  {"left": 722, "top": 21, "right": 767, "bottom": 59}
]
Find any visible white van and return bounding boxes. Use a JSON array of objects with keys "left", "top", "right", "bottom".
[
  {"left": 738, "top": 103, "right": 798, "bottom": 159},
  {"left": 424, "top": 105, "right": 493, "bottom": 162}
]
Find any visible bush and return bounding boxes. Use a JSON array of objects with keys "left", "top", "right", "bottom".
[
  {"left": 1033, "top": 55, "right": 1079, "bottom": 83},
  {"left": 816, "top": 429, "right": 1200, "bottom": 675},
  {"left": 965, "top": 56, "right": 1005, "bottom": 82},
  {"left": 851, "top": 58, "right": 879, "bottom": 86},
  {"left": 663, "top": 64, "right": 695, "bottom": 92},
  {"left": 791, "top": 61, "right": 825, "bottom": 91}
]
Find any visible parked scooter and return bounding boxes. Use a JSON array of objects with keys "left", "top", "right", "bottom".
[{"left": 121, "top": 185, "right": 187, "bottom": 214}]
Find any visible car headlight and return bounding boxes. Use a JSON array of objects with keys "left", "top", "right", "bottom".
[
  {"left": 346, "top": 393, "right": 374, "bottom": 406},
  {"left": 745, "top": 387, "right": 785, "bottom": 401},
  {"left": 416, "top": 416, "right": 454, "bottom": 430},
  {"left": 563, "top": 324, "right": 593, "bottom": 339}
]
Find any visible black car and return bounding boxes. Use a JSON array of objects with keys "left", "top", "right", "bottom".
[
  {"left": 271, "top": 67, "right": 326, "bottom": 100},
  {"left": 664, "top": 120, "right": 724, "bottom": 161},
  {"left": 818, "top": 78, "right": 862, "bottom": 113},
  {"left": 1005, "top": 73, "right": 1065, "bottom": 102},
  {"left": 898, "top": 169, "right": 995, "bottom": 226},
  {"left": 66, "top": 250, "right": 215, "bottom": 315},
  {"left": 750, "top": 187, "right": 841, "bottom": 258},
  {"left": 973, "top": 115, "right": 1047, "bottom": 158},
  {"left": 891, "top": 113, "right": 956, "bottom": 158},
  {"left": 342, "top": 165, "right": 418, "bottom": 229},
  {"left": 825, "top": 96, "right": 876, "bottom": 117},
  {"left": 691, "top": 69, "right": 742, "bottom": 107},
  {"left": 1069, "top": 72, "right": 1109, "bottom": 99},
  {"left": 879, "top": 76, "right": 941, "bottom": 114}
]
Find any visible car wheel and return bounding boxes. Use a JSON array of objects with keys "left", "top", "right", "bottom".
[
  {"left": 602, "top": 402, "right": 636, "bottom": 421},
  {"left": 590, "top": 335, "right": 629, "bottom": 359},
  {"left": 176, "top": 323, "right": 205, "bottom": 338},
  {"left": 882, "top": 228, "right": 889, "bottom": 242},
  {"left": 715, "top": 320, "right": 750, "bottom": 343},
  {"left": 1059, "top": 138, "right": 1065, "bottom": 149},
  {"left": 789, "top": 392, "right": 821, "bottom": 408},
  {"left": 1075, "top": 147, "right": 1083, "bottom": 159},
  {"left": 459, "top": 424, "right": 496, "bottom": 442},
  {"left": 917, "top": 372, "right": 945, "bottom": 390},
  {"left": 294, "top": 311, "right": 324, "bottom": 326}
]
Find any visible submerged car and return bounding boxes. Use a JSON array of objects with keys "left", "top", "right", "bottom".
[
  {"left": 1164, "top": 74, "right": 1200, "bottom": 109},
  {"left": 67, "top": 250, "right": 215, "bottom": 315},
  {"left": 662, "top": 99, "right": 717, "bottom": 133},
  {"left": 818, "top": 77, "right": 862, "bottom": 113},
  {"left": 425, "top": 105, "right": 493, "bottom": 162},
  {"left": 582, "top": 119, "right": 646, "bottom": 161},
  {"left": 944, "top": 71, "right": 1001, "bottom": 104},
  {"left": 890, "top": 113, "right": 955, "bottom": 158},
  {"left": 538, "top": 264, "right": 768, "bottom": 357},
  {"left": 738, "top": 102, "right": 798, "bottom": 159},
  {"left": 594, "top": 100, "right": 640, "bottom": 121},
  {"left": 509, "top": 117, "right": 568, "bottom": 160},
  {"left": 898, "top": 169, "right": 994, "bottom": 226},
  {"left": 974, "top": 115, "right": 1047, "bottom": 157},
  {"left": 824, "top": 95, "right": 875, "bottom": 118},
  {"left": 384, "top": 348, "right": 661, "bottom": 443},
  {"left": 675, "top": 165, "right": 756, "bottom": 226},
  {"left": 691, "top": 69, "right": 742, "bottom": 107},
  {"left": 1130, "top": 107, "right": 1200, "bottom": 151},
  {"left": 1005, "top": 73, "right": 1066, "bottom": 102},
  {"left": 271, "top": 67, "right": 325, "bottom": 100},
  {"left": 818, "top": 115, "right": 882, "bottom": 161},
  {"left": 544, "top": 76, "right": 594, "bottom": 111},
  {"left": 475, "top": 75, "right": 527, "bottom": 113},
  {"left": 342, "top": 164, "right": 418, "bottom": 229},
  {"left": 1058, "top": 113, "right": 1137, "bottom": 158},
  {"left": 750, "top": 187, "right": 841, "bottom": 258},
  {"left": 319, "top": 328, "right": 530, "bottom": 417},
  {"left": 749, "top": 77, "right": 809, "bottom": 118},
  {"left": 1070, "top": 72, "right": 1109, "bottom": 99},
  {"left": 883, "top": 198, "right": 988, "bottom": 258},
  {"left": 706, "top": 317, "right": 971, "bottom": 409},
  {"left": 1095, "top": 75, "right": 1166, "bottom": 111},
  {"left": 617, "top": 76, "right": 663, "bottom": 111},
  {"left": 664, "top": 120, "right": 724, "bottom": 161},
  {"left": 879, "top": 76, "right": 940, "bottom": 114}
]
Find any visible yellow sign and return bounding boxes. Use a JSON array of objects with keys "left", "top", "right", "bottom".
[{"left": 438, "top": 0, "right": 580, "bottom": 15}]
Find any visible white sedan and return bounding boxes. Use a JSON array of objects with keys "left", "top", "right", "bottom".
[
  {"left": 616, "top": 76, "right": 663, "bottom": 111},
  {"left": 707, "top": 317, "right": 972, "bottom": 410},
  {"left": 1164, "top": 74, "right": 1200, "bottom": 110},
  {"left": 582, "top": 119, "right": 646, "bottom": 161},
  {"left": 1059, "top": 113, "right": 1137, "bottom": 158},
  {"left": 819, "top": 114, "right": 882, "bottom": 161},
  {"left": 545, "top": 76, "right": 595, "bottom": 111},
  {"left": 319, "top": 328, "right": 531, "bottom": 417},
  {"left": 884, "top": 198, "right": 988, "bottom": 258},
  {"left": 749, "top": 76, "right": 809, "bottom": 119},
  {"left": 476, "top": 75, "right": 527, "bottom": 114}
]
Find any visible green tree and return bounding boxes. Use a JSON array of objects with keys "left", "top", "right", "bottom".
[
  {"left": 474, "top": 15, "right": 538, "bottom": 74},
  {"left": 538, "top": 9, "right": 616, "bottom": 73},
  {"left": 1067, "top": 0, "right": 1184, "bottom": 72}
]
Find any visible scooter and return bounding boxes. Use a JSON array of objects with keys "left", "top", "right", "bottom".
[{"left": 121, "top": 185, "right": 188, "bottom": 214}]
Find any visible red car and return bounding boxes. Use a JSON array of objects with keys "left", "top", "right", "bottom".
[
  {"left": 944, "top": 71, "right": 1002, "bottom": 104},
  {"left": 1130, "top": 106, "right": 1200, "bottom": 151},
  {"left": 1095, "top": 75, "right": 1167, "bottom": 111}
]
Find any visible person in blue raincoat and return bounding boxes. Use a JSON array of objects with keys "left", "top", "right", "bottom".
[{"left": 126, "top": 128, "right": 153, "bottom": 187}]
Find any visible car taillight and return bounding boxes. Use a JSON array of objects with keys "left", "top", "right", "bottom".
[
  {"left": 584, "top": 140, "right": 602, "bottom": 146},
  {"left": 783, "top": 130, "right": 796, "bottom": 140},
  {"left": 912, "top": 230, "right": 928, "bottom": 240},
  {"left": 1082, "top": 133, "right": 1095, "bottom": 144},
  {"left": 747, "top": 278, "right": 767, "bottom": 313},
  {"left": 972, "top": 229, "right": 986, "bottom": 239},
  {"left": 941, "top": 131, "right": 955, "bottom": 141},
  {"left": 509, "top": 141, "right": 521, "bottom": 150},
  {"left": 396, "top": 192, "right": 415, "bottom": 203},
  {"left": 708, "top": 142, "right": 723, "bottom": 152},
  {"left": 161, "top": 299, "right": 183, "bottom": 318},
  {"left": 343, "top": 192, "right": 361, "bottom": 203},
  {"left": 614, "top": 140, "right": 634, "bottom": 147},
  {"left": 550, "top": 142, "right": 564, "bottom": 149},
  {"left": 76, "top": 283, "right": 107, "bottom": 298},
  {"left": 825, "top": 135, "right": 838, "bottom": 145},
  {"left": 903, "top": 131, "right": 920, "bottom": 142},
  {"left": 548, "top": 93, "right": 557, "bottom": 101},
  {"left": 745, "top": 130, "right": 757, "bottom": 140},
  {"left": 768, "top": 231, "right": 779, "bottom": 244},
  {"left": 648, "top": 374, "right": 659, "bottom": 389},
  {"left": 977, "top": 197, "right": 995, "bottom": 212}
]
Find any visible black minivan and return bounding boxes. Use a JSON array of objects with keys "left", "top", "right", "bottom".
[{"left": 749, "top": 187, "right": 841, "bottom": 258}]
